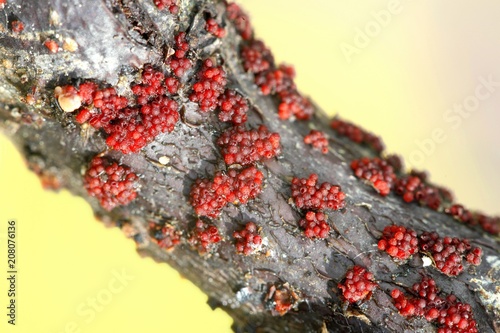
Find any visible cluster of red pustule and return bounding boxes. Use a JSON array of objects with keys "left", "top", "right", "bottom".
[
  {"left": 73, "top": 65, "right": 180, "bottom": 154},
  {"left": 188, "top": 219, "right": 222, "bottom": 254},
  {"left": 351, "top": 157, "right": 396, "bottom": 196},
  {"left": 291, "top": 174, "right": 346, "bottom": 211},
  {"left": 233, "top": 222, "right": 262, "bottom": 255},
  {"left": 331, "top": 116, "right": 385, "bottom": 153},
  {"left": 10, "top": 20, "right": 24, "bottom": 33},
  {"left": 205, "top": 16, "right": 226, "bottom": 38},
  {"left": 226, "top": 2, "right": 252, "bottom": 40},
  {"left": 153, "top": 0, "right": 178, "bottom": 14},
  {"left": 446, "top": 204, "right": 500, "bottom": 235},
  {"left": 377, "top": 225, "right": 418, "bottom": 260},
  {"left": 304, "top": 130, "right": 328, "bottom": 154},
  {"left": 83, "top": 156, "right": 138, "bottom": 211},
  {"left": 234, "top": 8, "right": 314, "bottom": 121},
  {"left": 342, "top": 125, "right": 498, "bottom": 235},
  {"left": 377, "top": 225, "right": 482, "bottom": 275},
  {"left": 217, "top": 125, "right": 281, "bottom": 165},
  {"left": 338, "top": 265, "right": 378, "bottom": 303},
  {"left": 299, "top": 211, "right": 330, "bottom": 239},
  {"left": 391, "top": 276, "right": 477, "bottom": 333},
  {"left": 218, "top": 89, "right": 249, "bottom": 124},
  {"left": 189, "top": 59, "right": 227, "bottom": 112},
  {"left": 190, "top": 166, "right": 263, "bottom": 218},
  {"left": 291, "top": 174, "right": 345, "bottom": 239},
  {"left": 419, "top": 231, "right": 482, "bottom": 276},
  {"left": 149, "top": 222, "right": 181, "bottom": 250},
  {"left": 167, "top": 32, "right": 192, "bottom": 77}
]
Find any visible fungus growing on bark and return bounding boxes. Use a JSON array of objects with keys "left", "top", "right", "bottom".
[
  {"left": 351, "top": 157, "right": 396, "bottom": 196},
  {"left": 217, "top": 125, "right": 281, "bottom": 165},
  {"left": 189, "top": 219, "right": 222, "bottom": 254},
  {"left": 299, "top": 211, "right": 330, "bottom": 239},
  {"left": 83, "top": 156, "right": 138, "bottom": 211},
  {"left": 377, "top": 225, "right": 418, "bottom": 260},
  {"left": 217, "top": 89, "right": 249, "bottom": 124},
  {"left": 419, "top": 232, "right": 482, "bottom": 276},
  {"left": 330, "top": 116, "right": 385, "bottom": 153},
  {"left": 304, "top": 130, "right": 328, "bottom": 154},
  {"left": 189, "top": 59, "right": 227, "bottom": 112},
  {"left": 291, "top": 174, "right": 345, "bottom": 211},
  {"left": 338, "top": 265, "right": 377, "bottom": 304},
  {"left": 233, "top": 222, "right": 262, "bottom": 255}
]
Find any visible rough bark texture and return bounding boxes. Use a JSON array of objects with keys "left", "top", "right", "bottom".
[{"left": 0, "top": 1, "right": 498, "bottom": 332}]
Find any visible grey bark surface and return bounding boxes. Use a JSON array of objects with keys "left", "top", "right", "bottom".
[{"left": 0, "top": 1, "right": 498, "bottom": 332}]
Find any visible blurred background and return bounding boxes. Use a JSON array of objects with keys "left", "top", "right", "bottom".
[{"left": 0, "top": 1, "right": 499, "bottom": 332}]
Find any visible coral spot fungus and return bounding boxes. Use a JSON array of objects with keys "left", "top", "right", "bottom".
[
  {"left": 205, "top": 17, "right": 226, "bottom": 38},
  {"left": 189, "top": 220, "right": 221, "bottom": 254},
  {"left": 217, "top": 89, "right": 249, "bottom": 124},
  {"left": 189, "top": 59, "right": 227, "bottom": 112},
  {"left": 84, "top": 156, "right": 138, "bottom": 211},
  {"left": 149, "top": 222, "right": 181, "bottom": 251},
  {"left": 291, "top": 174, "right": 345, "bottom": 211},
  {"left": 217, "top": 125, "right": 281, "bottom": 165},
  {"left": 419, "top": 232, "right": 482, "bottom": 276},
  {"left": 377, "top": 225, "right": 418, "bottom": 260},
  {"left": 331, "top": 116, "right": 385, "bottom": 153},
  {"left": 44, "top": 39, "right": 59, "bottom": 53},
  {"left": 240, "top": 40, "right": 274, "bottom": 74},
  {"left": 255, "top": 65, "right": 295, "bottom": 96},
  {"left": 225, "top": 2, "right": 252, "bottom": 40},
  {"left": 167, "top": 32, "right": 192, "bottom": 77},
  {"left": 10, "top": 20, "right": 24, "bottom": 33},
  {"left": 190, "top": 166, "right": 264, "bottom": 218},
  {"left": 391, "top": 276, "right": 478, "bottom": 333},
  {"left": 299, "top": 211, "right": 330, "bottom": 239},
  {"left": 233, "top": 222, "right": 262, "bottom": 255},
  {"left": 72, "top": 65, "right": 180, "bottom": 154},
  {"left": 351, "top": 157, "right": 396, "bottom": 196},
  {"left": 153, "top": 0, "right": 178, "bottom": 14},
  {"left": 338, "top": 265, "right": 378, "bottom": 304},
  {"left": 304, "top": 130, "right": 328, "bottom": 154},
  {"left": 54, "top": 86, "right": 82, "bottom": 113}
]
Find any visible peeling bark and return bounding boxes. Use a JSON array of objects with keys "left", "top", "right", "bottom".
[{"left": 0, "top": 1, "right": 498, "bottom": 332}]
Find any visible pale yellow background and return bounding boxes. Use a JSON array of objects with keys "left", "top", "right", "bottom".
[{"left": 1, "top": 1, "right": 499, "bottom": 333}]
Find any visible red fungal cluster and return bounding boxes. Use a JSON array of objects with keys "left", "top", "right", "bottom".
[
  {"left": 419, "top": 232, "right": 482, "bottom": 276},
  {"left": 10, "top": 20, "right": 24, "bottom": 33},
  {"left": 475, "top": 214, "right": 500, "bottom": 235},
  {"left": 217, "top": 125, "right": 281, "bottom": 165},
  {"left": 190, "top": 166, "right": 263, "bottom": 218},
  {"left": 255, "top": 66, "right": 295, "bottom": 96},
  {"left": 394, "top": 175, "right": 443, "bottom": 210},
  {"left": 205, "top": 17, "right": 226, "bottom": 38},
  {"left": 233, "top": 222, "right": 262, "bottom": 255},
  {"left": 217, "top": 89, "right": 249, "bottom": 124},
  {"left": 84, "top": 156, "right": 138, "bottom": 211},
  {"left": 299, "top": 211, "right": 330, "bottom": 239},
  {"left": 74, "top": 65, "right": 180, "bottom": 154},
  {"left": 331, "top": 116, "right": 385, "bottom": 153},
  {"left": 377, "top": 225, "right": 418, "bottom": 260},
  {"left": 338, "top": 265, "right": 378, "bottom": 303},
  {"left": 291, "top": 174, "right": 345, "bottom": 211},
  {"left": 391, "top": 277, "right": 477, "bottom": 333},
  {"left": 304, "top": 130, "right": 328, "bottom": 154},
  {"left": 44, "top": 39, "right": 59, "bottom": 53},
  {"left": 189, "top": 59, "right": 227, "bottom": 112},
  {"left": 445, "top": 204, "right": 473, "bottom": 224},
  {"left": 226, "top": 2, "right": 252, "bottom": 40},
  {"left": 277, "top": 90, "right": 313, "bottom": 120},
  {"left": 153, "top": 0, "right": 178, "bottom": 14},
  {"left": 241, "top": 40, "right": 274, "bottom": 74},
  {"left": 189, "top": 220, "right": 221, "bottom": 254},
  {"left": 149, "top": 223, "right": 181, "bottom": 251},
  {"left": 351, "top": 157, "right": 396, "bottom": 196},
  {"left": 167, "top": 32, "right": 192, "bottom": 77}
]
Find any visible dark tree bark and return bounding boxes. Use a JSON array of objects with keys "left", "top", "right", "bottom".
[{"left": 0, "top": 1, "right": 498, "bottom": 332}]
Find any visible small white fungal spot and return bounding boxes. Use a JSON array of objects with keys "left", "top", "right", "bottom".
[
  {"left": 422, "top": 255, "right": 432, "bottom": 267},
  {"left": 158, "top": 156, "right": 169, "bottom": 165}
]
